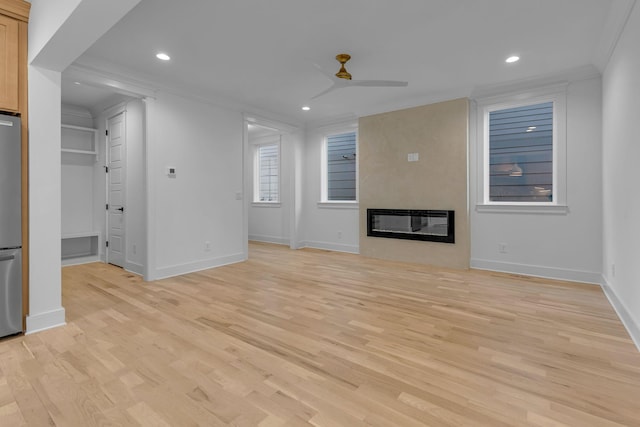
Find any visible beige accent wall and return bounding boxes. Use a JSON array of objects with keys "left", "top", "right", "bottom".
[{"left": 359, "top": 98, "right": 469, "bottom": 269}]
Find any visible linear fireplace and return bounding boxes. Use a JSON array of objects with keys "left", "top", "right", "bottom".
[{"left": 367, "top": 209, "right": 455, "bottom": 243}]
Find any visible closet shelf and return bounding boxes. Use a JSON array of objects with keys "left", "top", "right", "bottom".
[{"left": 61, "top": 148, "right": 97, "bottom": 155}]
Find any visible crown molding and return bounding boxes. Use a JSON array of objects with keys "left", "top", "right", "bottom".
[
  {"left": 470, "top": 64, "right": 600, "bottom": 100},
  {"left": 593, "top": 0, "right": 637, "bottom": 72}
]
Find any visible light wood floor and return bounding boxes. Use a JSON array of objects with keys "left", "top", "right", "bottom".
[{"left": 1, "top": 242, "right": 640, "bottom": 426}]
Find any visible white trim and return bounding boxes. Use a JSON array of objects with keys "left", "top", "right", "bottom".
[
  {"left": 593, "top": 0, "right": 638, "bottom": 71},
  {"left": 470, "top": 259, "right": 602, "bottom": 285},
  {"left": 125, "top": 261, "right": 144, "bottom": 276},
  {"left": 153, "top": 252, "right": 246, "bottom": 281},
  {"left": 61, "top": 256, "right": 100, "bottom": 266},
  {"left": 317, "top": 201, "right": 359, "bottom": 210},
  {"left": 61, "top": 104, "right": 93, "bottom": 120},
  {"left": 306, "top": 115, "right": 359, "bottom": 133},
  {"left": 475, "top": 85, "right": 567, "bottom": 211},
  {"left": 25, "top": 308, "right": 66, "bottom": 334},
  {"left": 475, "top": 204, "right": 569, "bottom": 215},
  {"left": 249, "top": 235, "right": 289, "bottom": 245},
  {"left": 251, "top": 202, "right": 282, "bottom": 208},
  {"left": 299, "top": 240, "right": 359, "bottom": 254},
  {"left": 245, "top": 113, "right": 299, "bottom": 135},
  {"left": 601, "top": 277, "right": 640, "bottom": 352},
  {"left": 65, "top": 63, "right": 156, "bottom": 100},
  {"left": 144, "top": 98, "right": 157, "bottom": 281}
]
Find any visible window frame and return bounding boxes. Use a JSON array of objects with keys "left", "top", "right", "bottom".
[
  {"left": 475, "top": 84, "right": 568, "bottom": 214},
  {"left": 320, "top": 128, "right": 359, "bottom": 205},
  {"left": 253, "top": 138, "right": 281, "bottom": 205}
]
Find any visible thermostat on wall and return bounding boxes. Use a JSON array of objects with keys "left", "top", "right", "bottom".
[{"left": 167, "top": 166, "right": 176, "bottom": 177}]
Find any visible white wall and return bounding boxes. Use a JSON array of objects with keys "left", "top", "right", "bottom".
[
  {"left": 471, "top": 76, "right": 603, "bottom": 284},
  {"left": 602, "top": 2, "right": 640, "bottom": 347},
  {"left": 61, "top": 105, "right": 95, "bottom": 236},
  {"left": 145, "top": 92, "right": 245, "bottom": 280},
  {"left": 27, "top": 66, "right": 66, "bottom": 333},
  {"left": 28, "top": 0, "right": 83, "bottom": 65},
  {"left": 302, "top": 122, "right": 359, "bottom": 253},
  {"left": 29, "top": 0, "right": 141, "bottom": 70}
]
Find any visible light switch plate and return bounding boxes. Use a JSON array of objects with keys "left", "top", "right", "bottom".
[{"left": 408, "top": 152, "right": 419, "bottom": 162}]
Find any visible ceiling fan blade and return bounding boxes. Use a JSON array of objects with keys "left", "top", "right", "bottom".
[
  {"left": 348, "top": 79, "right": 408, "bottom": 87},
  {"left": 311, "top": 62, "right": 336, "bottom": 81},
  {"left": 310, "top": 84, "right": 338, "bottom": 100}
]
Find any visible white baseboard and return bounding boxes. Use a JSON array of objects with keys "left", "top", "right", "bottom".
[
  {"left": 26, "top": 307, "right": 66, "bottom": 334},
  {"left": 125, "top": 261, "right": 144, "bottom": 276},
  {"left": 61, "top": 255, "right": 101, "bottom": 266},
  {"left": 470, "top": 259, "right": 602, "bottom": 284},
  {"left": 601, "top": 277, "right": 640, "bottom": 352},
  {"left": 300, "top": 240, "right": 359, "bottom": 254},
  {"left": 248, "top": 234, "right": 289, "bottom": 245},
  {"left": 152, "top": 252, "right": 246, "bottom": 280}
]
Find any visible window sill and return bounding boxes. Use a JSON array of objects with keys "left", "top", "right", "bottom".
[
  {"left": 252, "top": 202, "right": 281, "bottom": 208},
  {"left": 476, "top": 204, "right": 569, "bottom": 215},
  {"left": 317, "top": 201, "right": 359, "bottom": 210}
]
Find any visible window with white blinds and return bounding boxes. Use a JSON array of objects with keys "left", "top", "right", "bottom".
[
  {"left": 326, "top": 131, "right": 357, "bottom": 201},
  {"left": 255, "top": 143, "right": 279, "bottom": 202},
  {"left": 489, "top": 102, "right": 553, "bottom": 202}
]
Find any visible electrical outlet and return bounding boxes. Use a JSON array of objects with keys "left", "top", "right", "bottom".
[
  {"left": 205, "top": 241, "right": 211, "bottom": 252},
  {"left": 498, "top": 243, "right": 508, "bottom": 254}
]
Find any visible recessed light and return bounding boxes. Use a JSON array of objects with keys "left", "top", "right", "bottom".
[
  {"left": 505, "top": 55, "right": 520, "bottom": 63},
  {"left": 156, "top": 52, "right": 171, "bottom": 61},
  {"left": 302, "top": 106, "right": 310, "bottom": 111}
]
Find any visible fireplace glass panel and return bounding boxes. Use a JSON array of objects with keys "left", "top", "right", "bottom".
[{"left": 367, "top": 209, "right": 454, "bottom": 243}]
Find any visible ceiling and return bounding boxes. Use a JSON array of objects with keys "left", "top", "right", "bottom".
[{"left": 62, "top": 0, "right": 628, "bottom": 125}]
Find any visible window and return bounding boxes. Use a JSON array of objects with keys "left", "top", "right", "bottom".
[
  {"left": 323, "top": 131, "right": 357, "bottom": 202},
  {"left": 488, "top": 102, "right": 553, "bottom": 202},
  {"left": 477, "top": 86, "right": 567, "bottom": 211},
  {"left": 254, "top": 142, "right": 279, "bottom": 202}
]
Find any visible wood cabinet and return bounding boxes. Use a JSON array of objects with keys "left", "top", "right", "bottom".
[
  {"left": 0, "top": 13, "right": 19, "bottom": 111},
  {"left": 0, "top": 0, "right": 28, "bottom": 113},
  {"left": 0, "top": 0, "right": 29, "bottom": 331}
]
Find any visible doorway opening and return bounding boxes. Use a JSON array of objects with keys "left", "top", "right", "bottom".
[{"left": 244, "top": 116, "right": 300, "bottom": 258}]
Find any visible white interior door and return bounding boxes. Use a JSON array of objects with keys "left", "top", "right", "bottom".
[{"left": 107, "top": 112, "right": 126, "bottom": 268}]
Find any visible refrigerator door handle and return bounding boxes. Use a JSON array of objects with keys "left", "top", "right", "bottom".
[{"left": 0, "top": 255, "right": 16, "bottom": 262}]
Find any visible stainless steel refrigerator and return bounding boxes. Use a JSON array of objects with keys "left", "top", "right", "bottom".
[{"left": 0, "top": 113, "right": 22, "bottom": 338}]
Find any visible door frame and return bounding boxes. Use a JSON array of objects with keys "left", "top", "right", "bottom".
[
  {"left": 243, "top": 114, "right": 301, "bottom": 256},
  {"left": 105, "top": 110, "right": 127, "bottom": 267}
]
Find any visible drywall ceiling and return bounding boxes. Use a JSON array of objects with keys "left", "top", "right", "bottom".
[{"left": 63, "top": 0, "right": 630, "bottom": 124}]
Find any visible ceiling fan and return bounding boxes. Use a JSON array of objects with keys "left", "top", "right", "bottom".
[{"left": 311, "top": 54, "right": 408, "bottom": 100}]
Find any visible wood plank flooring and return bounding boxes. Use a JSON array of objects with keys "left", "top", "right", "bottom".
[{"left": 1, "top": 242, "right": 640, "bottom": 426}]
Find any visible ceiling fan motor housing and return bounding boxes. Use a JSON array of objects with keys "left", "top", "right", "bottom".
[{"left": 335, "top": 53, "right": 352, "bottom": 80}]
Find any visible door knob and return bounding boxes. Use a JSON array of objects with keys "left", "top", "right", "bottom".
[{"left": 117, "top": 207, "right": 124, "bottom": 212}]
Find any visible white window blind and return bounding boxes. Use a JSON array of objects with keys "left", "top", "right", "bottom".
[
  {"left": 326, "top": 131, "right": 357, "bottom": 201},
  {"left": 257, "top": 143, "right": 279, "bottom": 202},
  {"left": 489, "top": 101, "right": 553, "bottom": 202}
]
